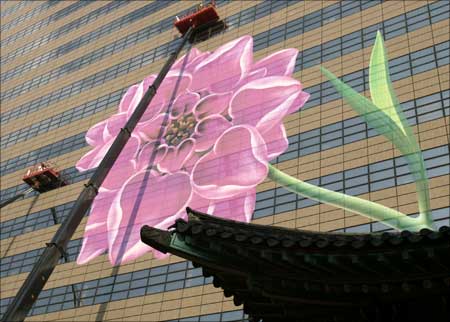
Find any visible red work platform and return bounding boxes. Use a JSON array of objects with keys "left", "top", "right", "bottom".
[
  {"left": 174, "top": 2, "right": 220, "bottom": 36},
  {"left": 23, "top": 162, "right": 67, "bottom": 193}
]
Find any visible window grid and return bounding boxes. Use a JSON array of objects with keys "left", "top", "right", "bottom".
[
  {"left": 252, "top": 0, "right": 382, "bottom": 52},
  {"left": 292, "top": 1, "right": 449, "bottom": 72},
  {"left": 0, "top": 166, "right": 95, "bottom": 202},
  {"left": 336, "top": 207, "right": 450, "bottom": 234},
  {"left": 0, "top": 261, "right": 211, "bottom": 318},
  {"left": 0, "top": 206, "right": 448, "bottom": 319},
  {"left": 300, "top": 40, "right": 449, "bottom": 110},
  {"left": 0, "top": 0, "right": 292, "bottom": 106},
  {"left": 0, "top": 0, "right": 299, "bottom": 101},
  {"left": 167, "top": 310, "right": 248, "bottom": 322},
  {"left": 1, "top": 146, "right": 448, "bottom": 278},
  {"left": 1, "top": 0, "right": 96, "bottom": 49},
  {"left": 2, "top": 1, "right": 368, "bottom": 117},
  {"left": 0, "top": 133, "right": 87, "bottom": 176},
  {"left": 0, "top": 97, "right": 447, "bottom": 231},
  {"left": 1, "top": 85, "right": 447, "bottom": 205},
  {"left": 1, "top": 0, "right": 223, "bottom": 83},
  {"left": 0, "top": 201, "right": 76, "bottom": 240},
  {"left": 1, "top": 1, "right": 31, "bottom": 18},
  {"left": 274, "top": 89, "right": 449, "bottom": 163},
  {"left": 255, "top": 145, "right": 450, "bottom": 219},
  {"left": 1, "top": 4, "right": 446, "bottom": 126},
  {"left": 0, "top": 239, "right": 82, "bottom": 278},
  {"left": 1, "top": 1, "right": 59, "bottom": 31},
  {"left": 0, "top": 2, "right": 448, "bottom": 320},
  {"left": 1, "top": 89, "right": 126, "bottom": 149},
  {"left": 1, "top": 40, "right": 447, "bottom": 177}
]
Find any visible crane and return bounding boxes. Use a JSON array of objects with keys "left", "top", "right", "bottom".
[{"left": 2, "top": 2, "right": 225, "bottom": 321}]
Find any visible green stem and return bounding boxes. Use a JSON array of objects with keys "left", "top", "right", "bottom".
[{"left": 268, "top": 164, "right": 432, "bottom": 232}]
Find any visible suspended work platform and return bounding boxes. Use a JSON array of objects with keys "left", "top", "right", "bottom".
[
  {"left": 22, "top": 162, "right": 67, "bottom": 193},
  {"left": 2, "top": 6, "right": 227, "bottom": 321},
  {"left": 174, "top": 1, "right": 226, "bottom": 40}
]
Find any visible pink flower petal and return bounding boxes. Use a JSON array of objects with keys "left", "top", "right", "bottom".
[
  {"left": 101, "top": 136, "right": 140, "bottom": 190},
  {"left": 193, "top": 115, "right": 232, "bottom": 152},
  {"left": 193, "top": 92, "right": 232, "bottom": 120},
  {"left": 256, "top": 91, "right": 300, "bottom": 134},
  {"left": 135, "top": 113, "right": 166, "bottom": 142},
  {"left": 184, "top": 51, "right": 211, "bottom": 72},
  {"left": 190, "top": 36, "right": 253, "bottom": 93},
  {"left": 136, "top": 141, "right": 167, "bottom": 172},
  {"left": 172, "top": 49, "right": 213, "bottom": 75},
  {"left": 188, "top": 189, "right": 256, "bottom": 223},
  {"left": 85, "top": 120, "right": 107, "bottom": 147},
  {"left": 183, "top": 151, "right": 200, "bottom": 173},
  {"left": 172, "top": 48, "right": 203, "bottom": 70},
  {"left": 187, "top": 193, "right": 212, "bottom": 214},
  {"left": 125, "top": 75, "right": 157, "bottom": 117},
  {"left": 77, "top": 188, "right": 116, "bottom": 264},
  {"left": 152, "top": 71, "right": 192, "bottom": 105},
  {"left": 77, "top": 36, "right": 311, "bottom": 265},
  {"left": 237, "top": 67, "right": 266, "bottom": 87},
  {"left": 139, "top": 101, "right": 165, "bottom": 123},
  {"left": 127, "top": 72, "right": 191, "bottom": 121},
  {"left": 171, "top": 92, "right": 200, "bottom": 118},
  {"left": 229, "top": 76, "right": 302, "bottom": 133},
  {"left": 287, "top": 90, "right": 310, "bottom": 115},
  {"left": 211, "top": 188, "right": 256, "bottom": 222},
  {"left": 116, "top": 206, "right": 186, "bottom": 262},
  {"left": 192, "top": 125, "right": 268, "bottom": 199},
  {"left": 107, "top": 171, "right": 192, "bottom": 265},
  {"left": 252, "top": 48, "right": 298, "bottom": 77},
  {"left": 152, "top": 249, "right": 170, "bottom": 259},
  {"left": 118, "top": 84, "right": 139, "bottom": 113},
  {"left": 158, "top": 139, "right": 194, "bottom": 174},
  {"left": 76, "top": 140, "right": 113, "bottom": 172},
  {"left": 103, "top": 113, "right": 127, "bottom": 142},
  {"left": 262, "top": 123, "right": 288, "bottom": 161}
]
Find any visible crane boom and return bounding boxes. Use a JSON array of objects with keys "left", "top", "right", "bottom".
[{"left": 2, "top": 26, "right": 195, "bottom": 322}]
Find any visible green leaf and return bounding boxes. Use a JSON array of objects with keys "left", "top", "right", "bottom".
[
  {"left": 320, "top": 66, "right": 405, "bottom": 145},
  {"left": 320, "top": 31, "right": 432, "bottom": 228},
  {"left": 268, "top": 164, "right": 430, "bottom": 232},
  {"left": 369, "top": 31, "right": 409, "bottom": 136},
  {"left": 369, "top": 31, "right": 431, "bottom": 226}
]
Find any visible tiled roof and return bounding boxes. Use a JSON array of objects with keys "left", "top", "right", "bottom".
[{"left": 141, "top": 208, "right": 450, "bottom": 322}]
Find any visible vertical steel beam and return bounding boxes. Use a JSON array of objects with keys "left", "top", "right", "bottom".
[{"left": 2, "top": 26, "right": 195, "bottom": 322}]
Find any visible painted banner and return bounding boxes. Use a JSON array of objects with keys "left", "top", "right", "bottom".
[
  {"left": 76, "top": 33, "right": 433, "bottom": 266},
  {"left": 76, "top": 36, "right": 309, "bottom": 265}
]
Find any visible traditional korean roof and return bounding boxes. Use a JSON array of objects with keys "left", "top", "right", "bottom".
[{"left": 141, "top": 208, "right": 450, "bottom": 322}]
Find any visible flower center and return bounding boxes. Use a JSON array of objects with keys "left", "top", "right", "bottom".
[{"left": 164, "top": 113, "right": 196, "bottom": 146}]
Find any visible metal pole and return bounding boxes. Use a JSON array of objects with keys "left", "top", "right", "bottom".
[
  {"left": 0, "top": 187, "right": 34, "bottom": 209},
  {"left": 50, "top": 207, "right": 58, "bottom": 224},
  {"left": 2, "top": 26, "right": 195, "bottom": 322}
]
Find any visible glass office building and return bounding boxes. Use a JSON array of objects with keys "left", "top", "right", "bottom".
[{"left": 1, "top": 1, "right": 449, "bottom": 321}]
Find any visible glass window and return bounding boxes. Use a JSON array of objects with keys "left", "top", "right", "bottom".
[
  {"left": 346, "top": 224, "right": 370, "bottom": 233},
  {"left": 185, "top": 277, "right": 204, "bottom": 288},
  {"left": 169, "top": 262, "right": 187, "bottom": 272},
  {"left": 345, "top": 185, "right": 369, "bottom": 196},
  {"left": 110, "top": 291, "right": 128, "bottom": 301},
  {"left": 167, "top": 271, "right": 185, "bottom": 282},
  {"left": 146, "top": 284, "right": 164, "bottom": 294},
  {"left": 370, "top": 178, "right": 396, "bottom": 191},
  {"left": 128, "top": 288, "right": 146, "bottom": 298},
  {"left": 200, "top": 313, "right": 221, "bottom": 322}
]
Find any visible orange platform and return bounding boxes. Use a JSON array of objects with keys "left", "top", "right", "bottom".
[
  {"left": 23, "top": 163, "right": 67, "bottom": 193},
  {"left": 174, "top": 4, "right": 220, "bottom": 36}
]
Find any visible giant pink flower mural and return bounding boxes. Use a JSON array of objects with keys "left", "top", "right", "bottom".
[{"left": 76, "top": 35, "right": 309, "bottom": 265}]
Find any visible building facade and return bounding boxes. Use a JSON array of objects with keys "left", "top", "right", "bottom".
[{"left": 1, "top": 1, "right": 449, "bottom": 321}]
